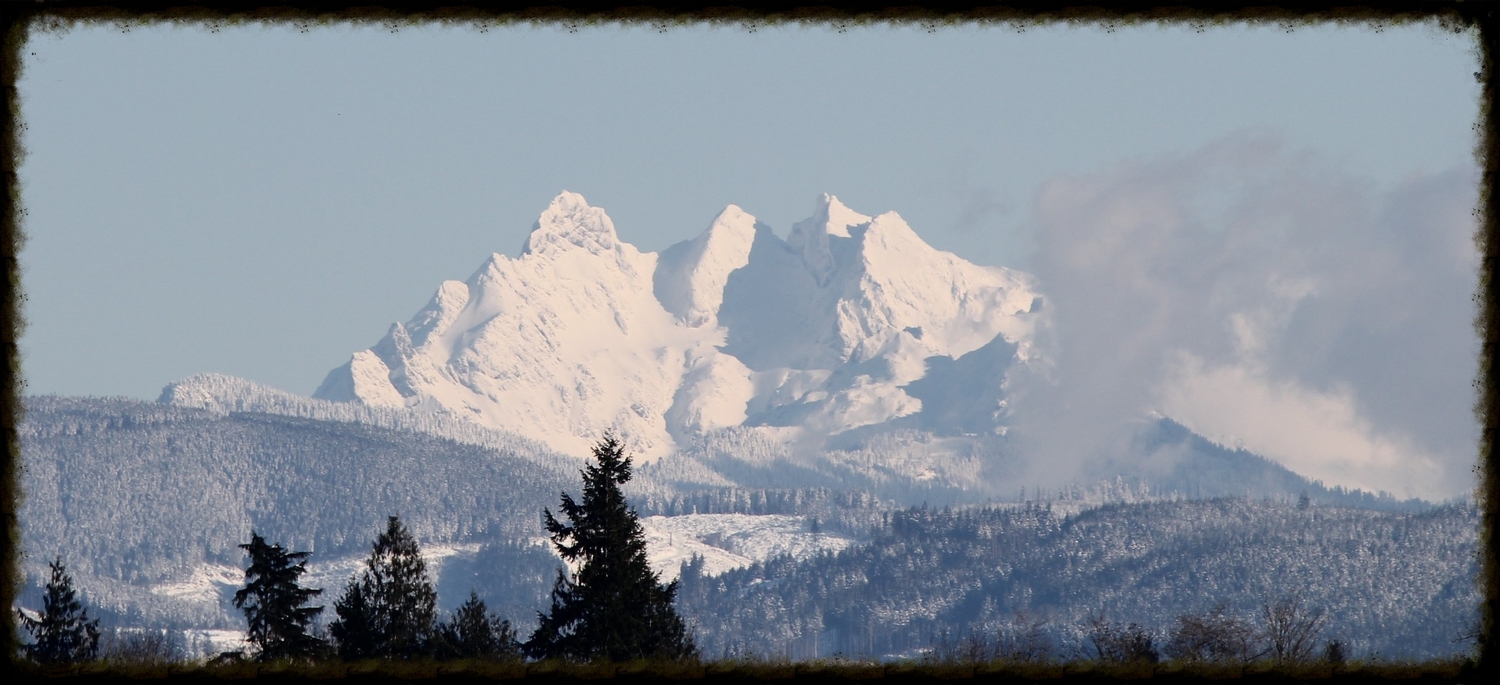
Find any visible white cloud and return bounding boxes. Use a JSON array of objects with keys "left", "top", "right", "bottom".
[
  {"left": 1014, "top": 132, "right": 1479, "bottom": 499},
  {"left": 1156, "top": 354, "right": 1448, "bottom": 500}
]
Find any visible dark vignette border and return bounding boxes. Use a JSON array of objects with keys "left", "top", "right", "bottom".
[{"left": 0, "top": 0, "right": 1493, "bottom": 681}]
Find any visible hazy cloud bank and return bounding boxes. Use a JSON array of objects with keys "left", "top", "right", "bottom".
[{"left": 1010, "top": 132, "right": 1479, "bottom": 500}]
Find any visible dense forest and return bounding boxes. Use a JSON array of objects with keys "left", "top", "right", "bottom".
[
  {"left": 19, "top": 396, "right": 577, "bottom": 625},
  {"left": 676, "top": 499, "right": 1479, "bottom": 661}
]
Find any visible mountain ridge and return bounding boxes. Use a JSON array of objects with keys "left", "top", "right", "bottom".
[{"left": 311, "top": 192, "right": 1045, "bottom": 460}]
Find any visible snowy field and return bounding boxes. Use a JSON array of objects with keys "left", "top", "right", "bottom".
[
  {"left": 640, "top": 513, "right": 856, "bottom": 580},
  {"left": 147, "top": 543, "right": 483, "bottom": 608}
]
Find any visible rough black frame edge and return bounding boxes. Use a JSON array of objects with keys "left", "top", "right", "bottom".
[{"left": 0, "top": 0, "right": 1493, "bottom": 681}]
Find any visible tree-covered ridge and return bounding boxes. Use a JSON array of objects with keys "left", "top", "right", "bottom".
[
  {"left": 640, "top": 420, "right": 1433, "bottom": 511},
  {"left": 678, "top": 499, "right": 1478, "bottom": 661},
  {"left": 19, "top": 396, "right": 576, "bottom": 619}
]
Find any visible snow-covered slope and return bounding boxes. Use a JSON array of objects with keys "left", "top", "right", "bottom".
[
  {"left": 312, "top": 191, "right": 1046, "bottom": 461},
  {"left": 314, "top": 192, "right": 731, "bottom": 459},
  {"left": 159, "top": 373, "right": 564, "bottom": 467},
  {"left": 640, "top": 513, "right": 856, "bottom": 581}
]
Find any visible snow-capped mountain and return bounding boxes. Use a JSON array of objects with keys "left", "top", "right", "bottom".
[{"left": 313, "top": 192, "right": 1045, "bottom": 460}]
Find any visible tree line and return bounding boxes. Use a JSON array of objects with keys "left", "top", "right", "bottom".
[
  {"left": 925, "top": 596, "right": 1341, "bottom": 667},
  {"left": 18, "top": 436, "right": 1471, "bottom": 666},
  {"left": 674, "top": 497, "right": 1475, "bottom": 660},
  {"left": 18, "top": 436, "right": 694, "bottom": 665},
  {"left": 19, "top": 550, "right": 1346, "bottom": 670}
]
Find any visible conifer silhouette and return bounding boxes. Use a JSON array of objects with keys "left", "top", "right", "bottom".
[
  {"left": 329, "top": 581, "right": 376, "bottom": 660},
  {"left": 526, "top": 435, "right": 695, "bottom": 661},
  {"left": 435, "top": 590, "right": 521, "bottom": 660},
  {"left": 330, "top": 516, "right": 438, "bottom": 659},
  {"left": 233, "top": 532, "right": 325, "bottom": 661},
  {"left": 18, "top": 558, "right": 101, "bottom": 664}
]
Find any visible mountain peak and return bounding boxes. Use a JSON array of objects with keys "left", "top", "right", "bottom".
[
  {"left": 791, "top": 194, "right": 873, "bottom": 244},
  {"left": 521, "top": 191, "right": 620, "bottom": 257},
  {"left": 654, "top": 204, "right": 759, "bottom": 327},
  {"left": 786, "top": 194, "right": 875, "bottom": 286},
  {"left": 817, "top": 193, "right": 872, "bottom": 238}
]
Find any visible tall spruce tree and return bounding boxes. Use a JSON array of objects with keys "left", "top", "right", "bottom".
[
  {"left": 233, "top": 532, "right": 325, "bottom": 661},
  {"left": 18, "top": 558, "right": 101, "bottom": 664},
  {"left": 525, "top": 435, "right": 695, "bottom": 662},
  {"left": 329, "top": 516, "right": 438, "bottom": 659}
]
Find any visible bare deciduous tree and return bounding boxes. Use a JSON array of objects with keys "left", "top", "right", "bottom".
[
  {"left": 1260, "top": 594, "right": 1326, "bottom": 664},
  {"left": 926, "top": 612, "right": 1055, "bottom": 665},
  {"left": 1085, "top": 613, "right": 1158, "bottom": 665},
  {"left": 1164, "top": 604, "right": 1257, "bottom": 663},
  {"left": 995, "top": 611, "right": 1053, "bottom": 664},
  {"left": 99, "top": 628, "right": 187, "bottom": 665}
]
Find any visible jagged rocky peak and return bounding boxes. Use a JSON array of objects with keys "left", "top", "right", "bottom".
[
  {"left": 520, "top": 190, "right": 621, "bottom": 257},
  {"left": 314, "top": 350, "right": 405, "bottom": 407},
  {"left": 405, "top": 280, "right": 471, "bottom": 349},
  {"left": 315, "top": 190, "right": 703, "bottom": 459},
  {"left": 786, "top": 194, "right": 873, "bottom": 286},
  {"left": 794, "top": 193, "right": 872, "bottom": 240}
]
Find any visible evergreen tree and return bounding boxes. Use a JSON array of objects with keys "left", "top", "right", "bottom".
[
  {"left": 329, "top": 516, "right": 438, "bottom": 659},
  {"left": 329, "top": 581, "right": 377, "bottom": 660},
  {"left": 233, "top": 532, "right": 325, "bottom": 661},
  {"left": 18, "top": 558, "right": 101, "bottom": 664},
  {"left": 435, "top": 591, "right": 521, "bottom": 661},
  {"left": 526, "top": 435, "right": 695, "bottom": 662}
]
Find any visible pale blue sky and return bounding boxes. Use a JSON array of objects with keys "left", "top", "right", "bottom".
[{"left": 16, "top": 20, "right": 1484, "bottom": 495}]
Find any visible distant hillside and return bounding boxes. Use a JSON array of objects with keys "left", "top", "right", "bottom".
[
  {"left": 679, "top": 498, "right": 1478, "bottom": 661},
  {"left": 1110, "top": 418, "right": 1433, "bottom": 511},
  {"left": 19, "top": 395, "right": 578, "bottom": 621},
  {"left": 156, "top": 373, "right": 1430, "bottom": 511},
  {"left": 640, "top": 418, "right": 1433, "bottom": 511},
  {"left": 20, "top": 395, "right": 1451, "bottom": 640}
]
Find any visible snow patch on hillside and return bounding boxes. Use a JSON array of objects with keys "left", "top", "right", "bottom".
[
  {"left": 147, "top": 543, "right": 486, "bottom": 610},
  {"left": 641, "top": 514, "right": 856, "bottom": 581},
  {"left": 297, "top": 542, "right": 484, "bottom": 596},
  {"left": 150, "top": 563, "right": 243, "bottom": 604}
]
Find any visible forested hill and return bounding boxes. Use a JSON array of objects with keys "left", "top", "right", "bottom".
[
  {"left": 639, "top": 418, "right": 1432, "bottom": 511},
  {"left": 20, "top": 395, "right": 576, "bottom": 588},
  {"left": 1110, "top": 418, "right": 1432, "bottom": 512},
  {"left": 678, "top": 498, "right": 1479, "bottom": 661},
  {"left": 21, "top": 396, "right": 1464, "bottom": 652}
]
